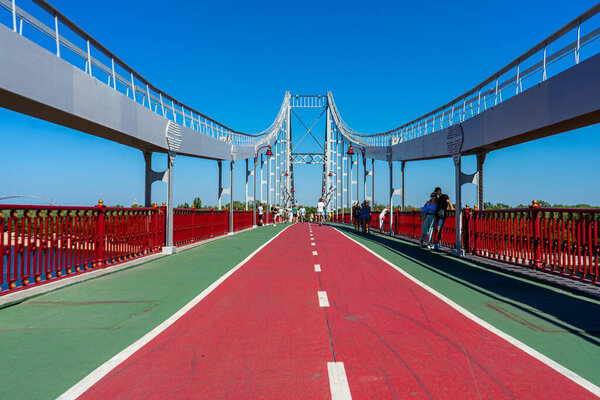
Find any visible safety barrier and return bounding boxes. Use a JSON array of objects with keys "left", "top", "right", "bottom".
[
  {"left": 0, "top": 203, "right": 256, "bottom": 295},
  {"left": 172, "top": 208, "right": 254, "bottom": 245},
  {"left": 0, "top": 202, "right": 164, "bottom": 294},
  {"left": 333, "top": 204, "right": 599, "bottom": 284},
  {"left": 466, "top": 206, "right": 599, "bottom": 283}
]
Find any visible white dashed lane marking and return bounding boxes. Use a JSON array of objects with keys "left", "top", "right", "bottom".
[
  {"left": 312, "top": 251, "right": 318, "bottom": 256},
  {"left": 318, "top": 291, "right": 329, "bottom": 307},
  {"left": 328, "top": 362, "right": 352, "bottom": 399},
  {"left": 314, "top": 264, "right": 321, "bottom": 272}
]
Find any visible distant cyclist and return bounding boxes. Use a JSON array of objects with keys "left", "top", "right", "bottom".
[{"left": 316, "top": 198, "right": 325, "bottom": 226}]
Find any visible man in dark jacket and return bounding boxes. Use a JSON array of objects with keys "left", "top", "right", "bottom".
[{"left": 433, "top": 187, "right": 455, "bottom": 249}]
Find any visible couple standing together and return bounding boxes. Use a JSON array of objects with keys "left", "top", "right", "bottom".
[{"left": 419, "top": 187, "right": 454, "bottom": 249}]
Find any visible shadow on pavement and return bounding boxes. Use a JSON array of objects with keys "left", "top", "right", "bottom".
[{"left": 333, "top": 224, "right": 600, "bottom": 348}]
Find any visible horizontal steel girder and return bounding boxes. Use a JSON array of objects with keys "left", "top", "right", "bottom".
[{"left": 291, "top": 153, "right": 325, "bottom": 164}]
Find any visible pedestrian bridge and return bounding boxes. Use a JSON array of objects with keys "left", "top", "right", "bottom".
[
  {"left": 0, "top": 222, "right": 598, "bottom": 399},
  {"left": 1, "top": 0, "right": 600, "bottom": 398}
]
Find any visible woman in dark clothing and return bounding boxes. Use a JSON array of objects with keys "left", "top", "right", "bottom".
[
  {"left": 352, "top": 201, "right": 361, "bottom": 231},
  {"left": 361, "top": 201, "right": 372, "bottom": 233}
]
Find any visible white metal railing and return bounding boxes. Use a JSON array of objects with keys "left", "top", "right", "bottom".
[
  {"left": 328, "top": 4, "right": 600, "bottom": 147},
  {"left": 0, "top": 0, "right": 286, "bottom": 147}
]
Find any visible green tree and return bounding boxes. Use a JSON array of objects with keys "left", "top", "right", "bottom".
[{"left": 192, "top": 197, "right": 202, "bottom": 208}]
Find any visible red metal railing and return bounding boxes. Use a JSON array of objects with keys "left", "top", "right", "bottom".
[
  {"left": 0, "top": 203, "right": 164, "bottom": 295},
  {"left": 233, "top": 210, "right": 254, "bottom": 232},
  {"left": 173, "top": 208, "right": 255, "bottom": 245},
  {"left": 334, "top": 205, "right": 600, "bottom": 284},
  {"left": 467, "top": 206, "right": 600, "bottom": 283}
]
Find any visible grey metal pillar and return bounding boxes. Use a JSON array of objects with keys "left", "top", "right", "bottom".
[
  {"left": 347, "top": 155, "right": 352, "bottom": 222},
  {"left": 389, "top": 161, "right": 394, "bottom": 235},
  {"left": 266, "top": 155, "right": 270, "bottom": 225},
  {"left": 163, "top": 153, "right": 177, "bottom": 254},
  {"left": 453, "top": 156, "right": 464, "bottom": 256},
  {"left": 217, "top": 160, "right": 223, "bottom": 210},
  {"left": 401, "top": 161, "right": 406, "bottom": 211},
  {"left": 245, "top": 159, "right": 249, "bottom": 211},
  {"left": 253, "top": 157, "right": 257, "bottom": 227},
  {"left": 229, "top": 160, "right": 234, "bottom": 234},
  {"left": 363, "top": 155, "right": 367, "bottom": 203},
  {"left": 143, "top": 150, "right": 152, "bottom": 207},
  {"left": 371, "top": 158, "right": 375, "bottom": 208},
  {"left": 476, "top": 153, "right": 486, "bottom": 209}
]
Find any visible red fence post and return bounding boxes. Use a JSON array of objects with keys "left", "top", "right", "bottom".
[
  {"left": 471, "top": 207, "right": 478, "bottom": 255},
  {"left": 94, "top": 200, "right": 106, "bottom": 268},
  {"left": 532, "top": 200, "right": 542, "bottom": 269}
]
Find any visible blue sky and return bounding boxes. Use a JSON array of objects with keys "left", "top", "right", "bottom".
[{"left": 2, "top": 0, "right": 599, "bottom": 208}]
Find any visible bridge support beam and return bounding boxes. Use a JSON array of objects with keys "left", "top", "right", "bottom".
[
  {"left": 162, "top": 153, "right": 177, "bottom": 254},
  {"left": 371, "top": 158, "right": 375, "bottom": 208},
  {"left": 229, "top": 160, "right": 235, "bottom": 235},
  {"left": 389, "top": 161, "right": 403, "bottom": 235},
  {"left": 253, "top": 157, "right": 257, "bottom": 227},
  {"left": 401, "top": 161, "right": 406, "bottom": 211},
  {"left": 144, "top": 150, "right": 153, "bottom": 207},
  {"left": 452, "top": 156, "right": 464, "bottom": 256},
  {"left": 218, "top": 160, "right": 223, "bottom": 210},
  {"left": 453, "top": 153, "right": 484, "bottom": 255},
  {"left": 245, "top": 159, "right": 249, "bottom": 211},
  {"left": 389, "top": 161, "right": 394, "bottom": 235},
  {"left": 266, "top": 154, "right": 270, "bottom": 225},
  {"left": 363, "top": 156, "right": 367, "bottom": 203},
  {"left": 477, "top": 153, "right": 487, "bottom": 209}
]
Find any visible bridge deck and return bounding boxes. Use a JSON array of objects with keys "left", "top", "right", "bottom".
[{"left": 0, "top": 224, "right": 598, "bottom": 399}]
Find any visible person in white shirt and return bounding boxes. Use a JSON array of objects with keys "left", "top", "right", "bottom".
[
  {"left": 287, "top": 205, "right": 293, "bottom": 223},
  {"left": 316, "top": 198, "right": 325, "bottom": 226},
  {"left": 379, "top": 206, "right": 389, "bottom": 230},
  {"left": 258, "top": 204, "right": 264, "bottom": 226},
  {"left": 299, "top": 206, "right": 306, "bottom": 223}
]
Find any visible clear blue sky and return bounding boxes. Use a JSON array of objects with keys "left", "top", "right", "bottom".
[{"left": 2, "top": 0, "right": 599, "bottom": 208}]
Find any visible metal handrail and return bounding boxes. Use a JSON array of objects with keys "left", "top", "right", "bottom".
[
  {"left": 0, "top": 0, "right": 286, "bottom": 146},
  {"left": 328, "top": 3, "right": 600, "bottom": 146}
]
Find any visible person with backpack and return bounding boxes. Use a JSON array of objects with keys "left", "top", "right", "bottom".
[
  {"left": 419, "top": 192, "right": 438, "bottom": 248},
  {"left": 432, "top": 187, "right": 455, "bottom": 249}
]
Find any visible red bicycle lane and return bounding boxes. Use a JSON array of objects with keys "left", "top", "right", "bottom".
[
  {"left": 311, "top": 225, "right": 595, "bottom": 400},
  {"left": 79, "top": 223, "right": 333, "bottom": 400}
]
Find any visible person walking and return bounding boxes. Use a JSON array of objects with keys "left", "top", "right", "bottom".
[
  {"left": 352, "top": 201, "right": 361, "bottom": 231},
  {"left": 361, "top": 201, "right": 372, "bottom": 233},
  {"left": 317, "top": 198, "right": 325, "bottom": 226},
  {"left": 292, "top": 205, "right": 298, "bottom": 223},
  {"left": 258, "top": 203, "right": 264, "bottom": 226},
  {"left": 299, "top": 205, "right": 306, "bottom": 222},
  {"left": 432, "top": 187, "right": 455, "bottom": 249},
  {"left": 271, "top": 204, "right": 278, "bottom": 226},
  {"left": 420, "top": 193, "right": 438, "bottom": 248}
]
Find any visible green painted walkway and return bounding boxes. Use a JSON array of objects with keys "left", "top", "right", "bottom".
[
  {"left": 332, "top": 224, "right": 600, "bottom": 388},
  {"left": 1, "top": 222, "right": 599, "bottom": 399},
  {"left": 0, "top": 225, "right": 287, "bottom": 400}
]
